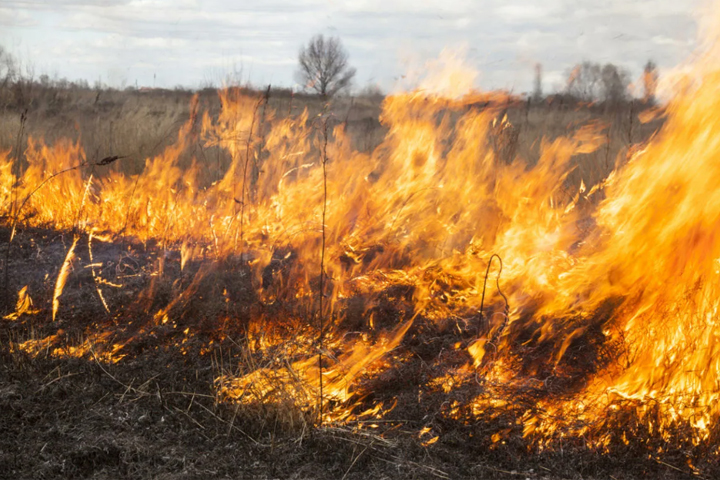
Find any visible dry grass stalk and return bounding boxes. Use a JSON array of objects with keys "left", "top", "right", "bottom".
[
  {"left": 2, "top": 109, "right": 27, "bottom": 309},
  {"left": 52, "top": 235, "right": 78, "bottom": 321},
  {"left": 87, "top": 233, "right": 111, "bottom": 315},
  {"left": 239, "top": 89, "right": 270, "bottom": 249},
  {"left": 317, "top": 108, "right": 330, "bottom": 424},
  {"left": 251, "top": 84, "right": 272, "bottom": 201}
]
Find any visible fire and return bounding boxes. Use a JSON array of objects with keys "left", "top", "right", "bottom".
[
  {"left": 3, "top": 3, "right": 720, "bottom": 460},
  {"left": 3, "top": 285, "right": 39, "bottom": 320}
]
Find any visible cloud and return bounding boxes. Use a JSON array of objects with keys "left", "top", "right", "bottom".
[
  {"left": 0, "top": 0, "right": 703, "bottom": 92},
  {"left": 495, "top": 3, "right": 563, "bottom": 24},
  {"left": 0, "top": 7, "right": 37, "bottom": 27}
]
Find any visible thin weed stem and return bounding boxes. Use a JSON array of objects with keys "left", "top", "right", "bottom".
[{"left": 317, "top": 108, "right": 329, "bottom": 424}]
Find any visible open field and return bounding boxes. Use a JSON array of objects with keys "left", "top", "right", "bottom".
[
  {"left": 1, "top": 81, "right": 717, "bottom": 480},
  {"left": 0, "top": 85, "right": 659, "bottom": 180}
]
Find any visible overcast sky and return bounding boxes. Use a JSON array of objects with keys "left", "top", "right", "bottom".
[{"left": 0, "top": 0, "right": 703, "bottom": 94}]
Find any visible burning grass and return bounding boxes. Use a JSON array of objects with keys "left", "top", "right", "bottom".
[
  {"left": 2, "top": 24, "right": 720, "bottom": 478},
  {"left": 1, "top": 227, "right": 716, "bottom": 479}
]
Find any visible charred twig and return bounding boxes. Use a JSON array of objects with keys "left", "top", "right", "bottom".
[
  {"left": 652, "top": 457, "right": 706, "bottom": 479},
  {"left": 173, "top": 405, "right": 209, "bottom": 433},
  {"left": 341, "top": 442, "right": 369, "bottom": 480},
  {"left": 191, "top": 400, "right": 267, "bottom": 447},
  {"left": 34, "top": 372, "right": 79, "bottom": 394},
  {"left": 8, "top": 109, "right": 28, "bottom": 226},
  {"left": 3, "top": 109, "right": 27, "bottom": 309},
  {"left": 89, "top": 344, "right": 138, "bottom": 393},
  {"left": 474, "top": 464, "right": 533, "bottom": 477},
  {"left": 479, "top": 254, "right": 509, "bottom": 323},
  {"left": 96, "top": 155, "right": 123, "bottom": 166}
]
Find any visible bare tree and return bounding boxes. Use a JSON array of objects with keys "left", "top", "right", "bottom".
[
  {"left": 643, "top": 60, "right": 659, "bottom": 105},
  {"left": 297, "top": 34, "right": 356, "bottom": 98}
]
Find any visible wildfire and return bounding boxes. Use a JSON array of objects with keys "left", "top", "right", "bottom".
[{"left": 3, "top": 2, "right": 720, "bottom": 459}]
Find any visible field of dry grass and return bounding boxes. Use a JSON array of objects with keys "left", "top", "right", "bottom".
[
  {"left": 0, "top": 85, "right": 658, "bottom": 189},
  {"left": 3, "top": 84, "right": 703, "bottom": 480},
  {"left": 0, "top": 86, "right": 383, "bottom": 174}
]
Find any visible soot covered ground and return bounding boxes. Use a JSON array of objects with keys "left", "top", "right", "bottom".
[{"left": 0, "top": 226, "right": 712, "bottom": 479}]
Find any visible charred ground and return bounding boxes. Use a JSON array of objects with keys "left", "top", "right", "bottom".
[{"left": 1, "top": 225, "right": 717, "bottom": 480}]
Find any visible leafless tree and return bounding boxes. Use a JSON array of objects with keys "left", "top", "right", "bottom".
[{"left": 297, "top": 34, "right": 356, "bottom": 98}]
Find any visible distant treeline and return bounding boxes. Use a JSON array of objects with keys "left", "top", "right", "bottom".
[{"left": 1, "top": 43, "right": 659, "bottom": 114}]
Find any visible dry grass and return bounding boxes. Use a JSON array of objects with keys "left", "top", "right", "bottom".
[
  {"left": 0, "top": 84, "right": 658, "bottom": 200},
  {"left": 1, "top": 84, "right": 696, "bottom": 479},
  {"left": 2, "top": 223, "right": 715, "bottom": 479},
  {"left": 0, "top": 86, "right": 381, "bottom": 177}
]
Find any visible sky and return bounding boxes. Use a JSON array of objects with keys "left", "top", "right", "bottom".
[{"left": 0, "top": 0, "right": 703, "bottom": 94}]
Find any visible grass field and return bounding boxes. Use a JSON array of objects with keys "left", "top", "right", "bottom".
[{"left": 1, "top": 80, "right": 716, "bottom": 480}]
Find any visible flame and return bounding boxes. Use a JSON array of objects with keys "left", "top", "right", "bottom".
[
  {"left": 219, "top": 316, "right": 413, "bottom": 423},
  {"left": 3, "top": 286, "right": 40, "bottom": 320},
  {"left": 4, "top": 7, "right": 720, "bottom": 457}
]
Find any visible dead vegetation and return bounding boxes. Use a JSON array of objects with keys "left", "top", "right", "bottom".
[
  {"left": 2, "top": 225, "right": 716, "bottom": 480},
  {"left": 1, "top": 80, "right": 715, "bottom": 480}
]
